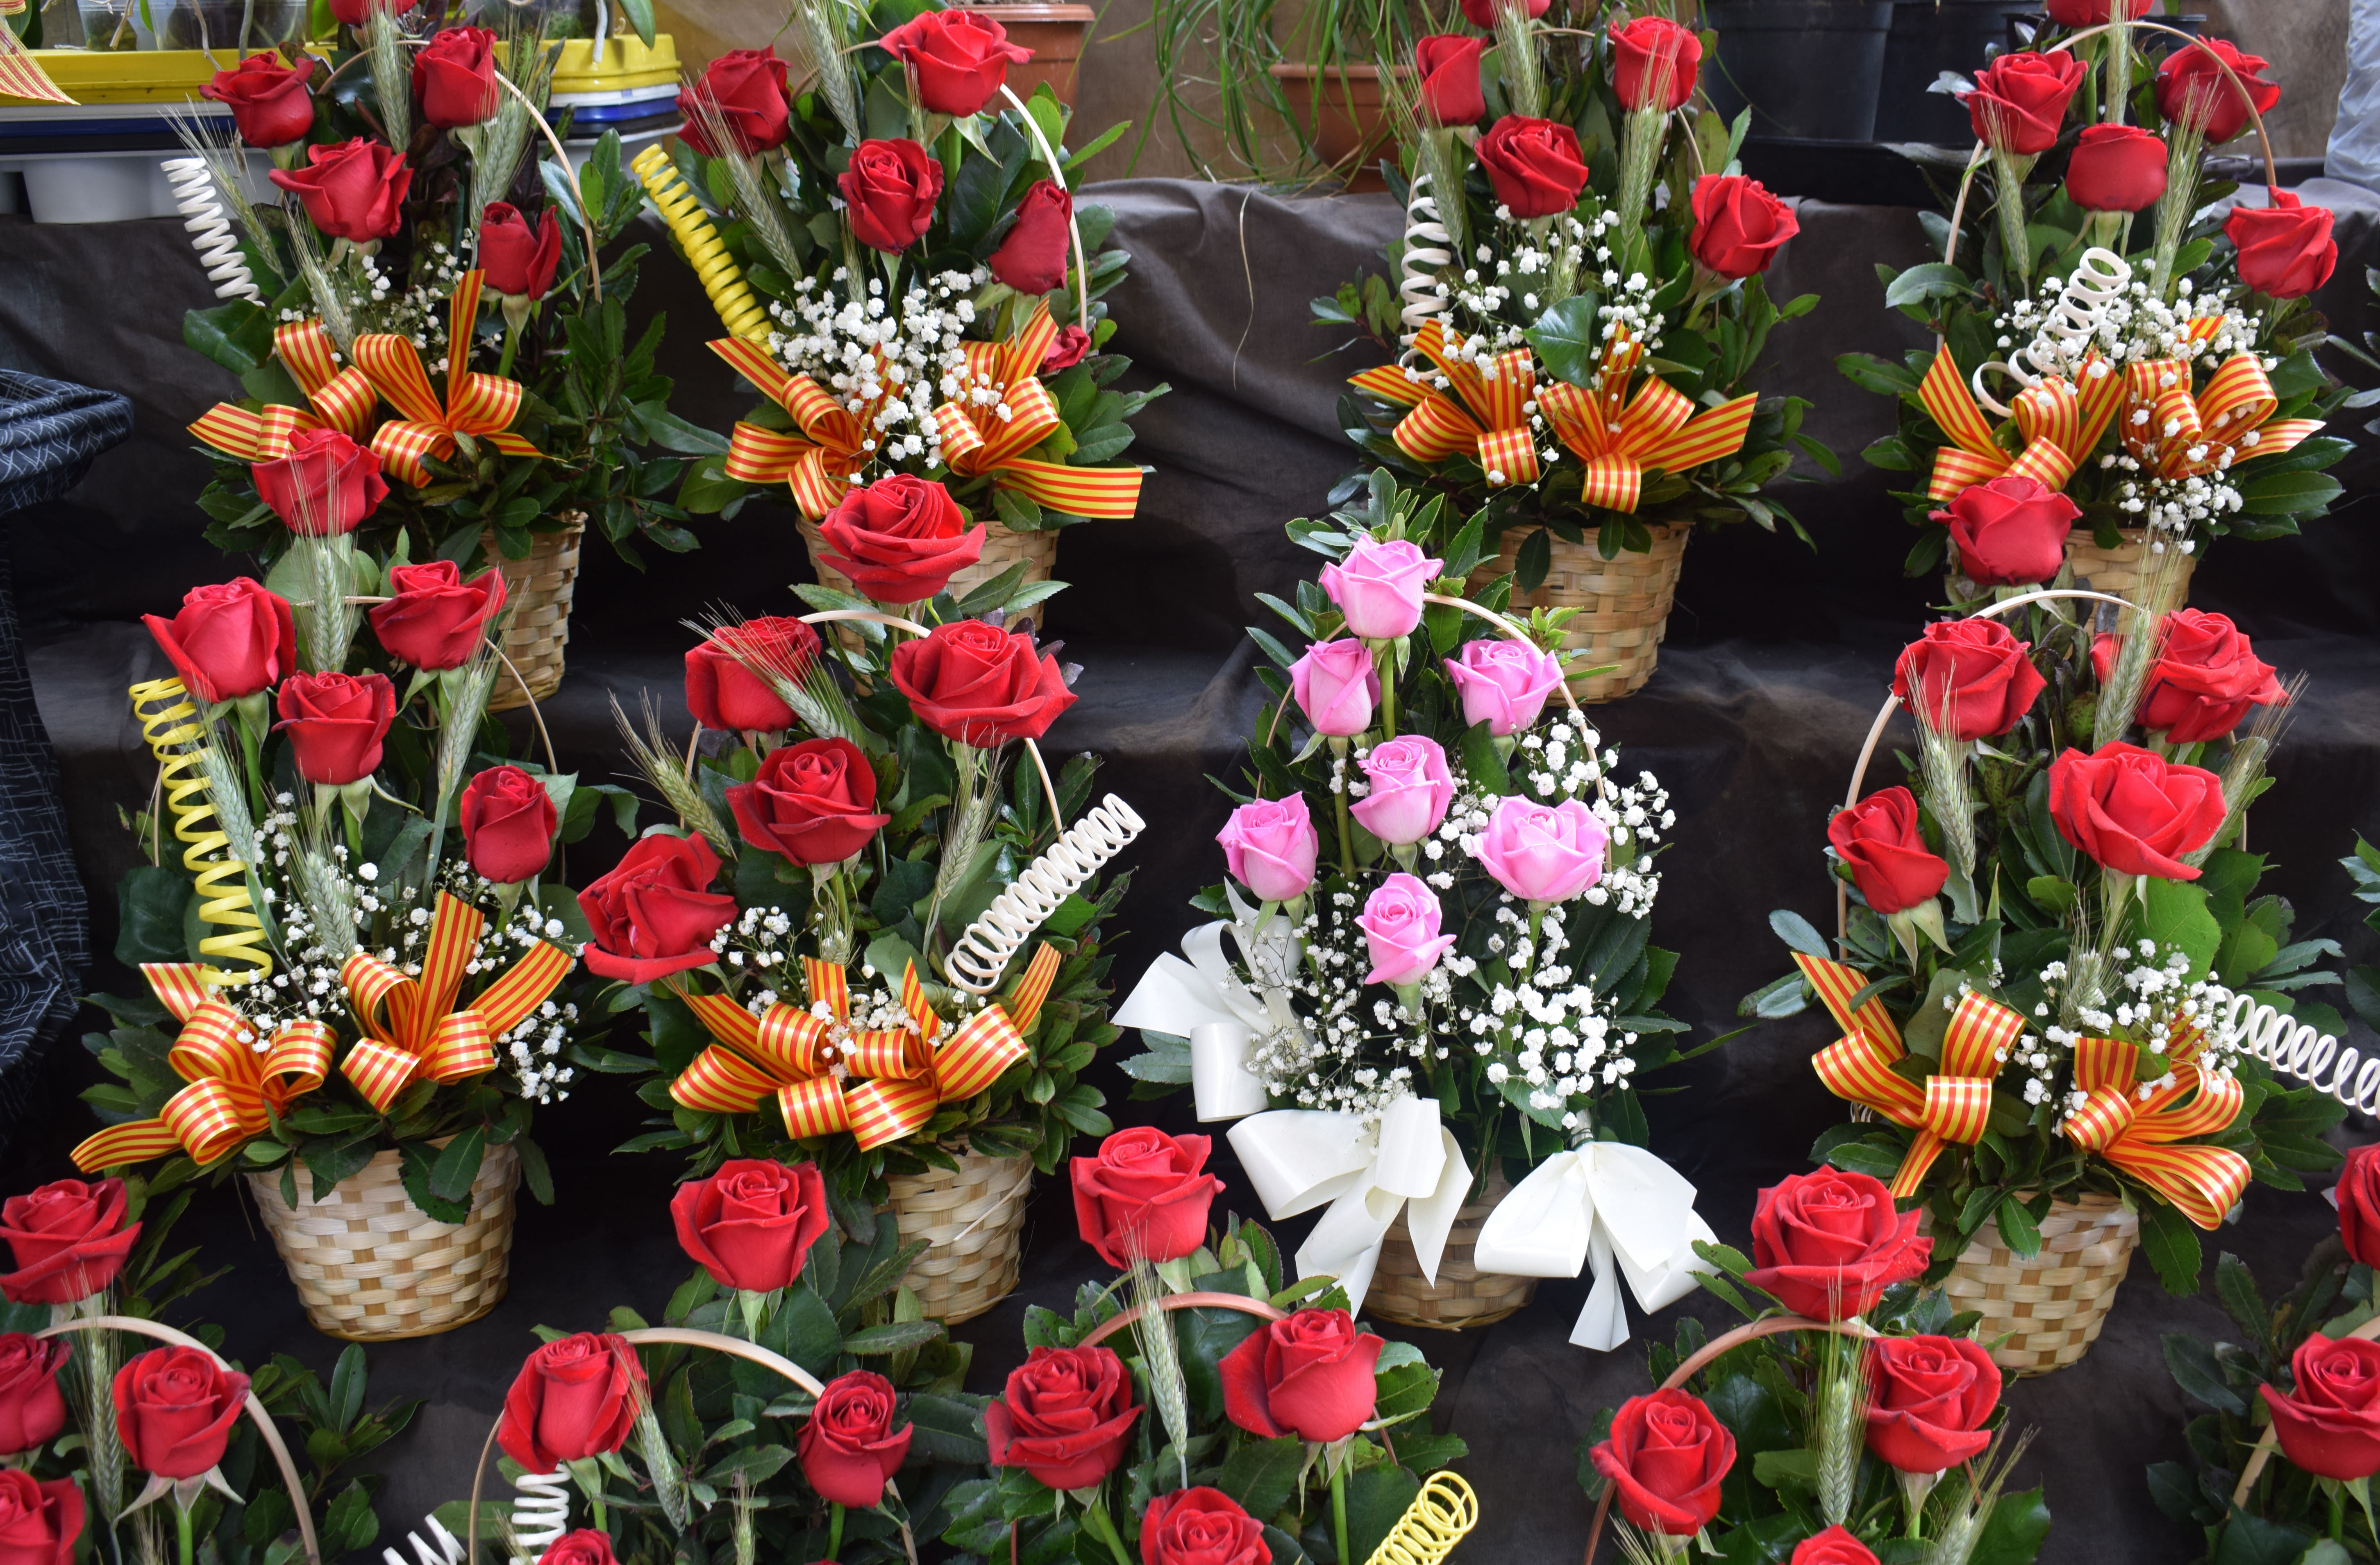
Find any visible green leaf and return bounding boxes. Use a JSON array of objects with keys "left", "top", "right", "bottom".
[
  {"left": 773, "top": 1286, "right": 843, "bottom": 1377},
  {"left": 2143, "top": 877, "right": 2222, "bottom": 981},
  {"left": 116, "top": 866, "right": 193, "bottom": 968},
  {"left": 2139, "top": 1197, "right": 2208, "bottom": 1295},
  {"left": 183, "top": 300, "right": 272, "bottom": 376},
  {"left": 1214, "top": 1435, "right": 1304, "bottom": 1523},
  {"left": 1461, "top": 719, "right": 1513, "bottom": 796},
  {"left": 840, "top": 1320, "right": 946, "bottom": 1356},
  {"left": 1994, "top": 1195, "right": 2042, "bottom": 1258},
  {"left": 2160, "top": 1331, "right": 2245, "bottom": 1414},
  {"left": 1524, "top": 294, "right": 1604, "bottom": 387},
  {"left": 2209, "top": 1513, "right": 2315, "bottom": 1565},
  {"left": 427, "top": 1126, "right": 487, "bottom": 1206},
  {"left": 1751, "top": 1447, "right": 1817, "bottom": 1489},
  {"left": 1343, "top": 1465, "right": 1422, "bottom": 1564},
  {"left": 1968, "top": 1487, "right": 2052, "bottom": 1565},
  {"left": 2235, "top": 469, "right": 2343, "bottom": 517},
  {"left": 2214, "top": 1251, "right": 2271, "bottom": 1350},
  {"left": 1768, "top": 909, "right": 1828, "bottom": 960},
  {"left": 1883, "top": 262, "right": 1973, "bottom": 310}
]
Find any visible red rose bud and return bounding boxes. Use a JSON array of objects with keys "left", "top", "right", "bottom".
[
  {"left": 2263, "top": 1334, "right": 2380, "bottom": 1481},
  {"left": 2064, "top": 122, "right": 2168, "bottom": 212},
  {"left": 888, "top": 619, "right": 1076, "bottom": 746},
  {"left": 988, "top": 178, "right": 1073, "bottom": 296},
  {"left": 143, "top": 578, "right": 297, "bottom": 703},
  {"left": 268, "top": 137, "right": 412, "bottom": 242},
  {"left": 0, "top": 1470, "right": 82, "bottom": 1565},
  {"left": 413, "top": 26, "right": 499, "bottom": 128},
  {"left": 368, "top": 559, "right": 507, "bottom": 669},
  {"left": 983, "top": 1346, "right": 1141, "bottom": 1490},
  {"left": 481, "top": 202, "right": 561, "bottom": 301},
  {"left": 112, "top": 1347, "right": 249, "bottom": 1479},
  {"left": 1689, "top": 173, "right": 1799, "bottom": 279},
  {"left": 879, "top": 8, "right": 1032, "bottom": 117},
  {"left": 1932, "top": 473, "right": 2080, "bottom": 588},
  {"left": 1217, "top": 1309, "right": 1383, "bottom": 1443},
  {"left": 2343, "top": 1144, "right": 2380, "bottom": 1268},
  {"left": 575, "top": 833, "right": 737, "bottom": 982},
  {"left": 497, "top": 1333, "right": 647, "bottom": 1473},
  {"left": 2043, "top": 0, "right": 2146, "bottom": 23},
  {"left": 2046, "top": 741, "right": 2227, "bottom": 880},
  {"left": 1589, "top": 1389, "right": 1734, "bottom": 1536},
  {"left": 723, "top": 737, "right": 890, "bottom": 866},
  {"left": 1459, "top": 0, "right": 1547, "bottom": 23},
  {"left": 839, "top": 137, "right": 943, "bottom": 254},
  {"left": 1792, "top": 1527, "right": 1879, "bottom": 1565},
  {"left": 815, "top": 474, "right": 985, "bottom": 604},
  {"left": 252, "top": 427, "right": 389, "bottom": 534},
  {"left": 0, "top": 1337, "right": 68, "bottom": 1456},
  {"left": 2157, "top": 38, "right": 2278, "bottom": 145},
  {"left": 1960, "top": 50, "right": 2084, "bottom": 157},
  {"left": 0, "top": 1180, "right": 137, "bottom": 1306},
  {"left": 201, "top": 53, "right": 315, "bottom": 148},
  {"left": 671, "top": 1159, "right": 831, "bottom": 1292},
  {"left": 1070, "top": 1127, "right": 1225, "bottom": 1266},
  {"left": 329, "top": 0, "right": 419, "bottom": 26},
  {"left": 534, "top": 1532, "right": 615, "bottom": 1565},
  {"left": 797, "top": 1370, "right": 912, "bottom": 1509},
  {"left": 1864, "top": 1335, "right": 2000, "bottom": 1473},
  {"left": 2089, "top": 608, "right": 2285, "bottom": 744},
  {"left": 1041, "top": 323, "right": 1091, "bottom": 372},
  {"left": 1140, "top": 1488, "right": 1267, "bottom": 1565},
  {"left": 675, "top": 48, "right": 790, "bottom": 156},
  {"left": 683, "top": 616, "right": 818, "bottom": 733},
  {"left": 1892, "top": 617, "right": 2047, "bottom": 740},
  {"left": 1743, "top": 1167, "right": 1930, "bottom": 1321},
  {"left": 1826, "top": 787, "right": 1949, "bottom": 916},
  {"left": 1608, "top": 16, "right": 1701, "bottom": 113},
  {"left": 2227, "top": 188, "right": 2338, "bottom": 299},
  {"left": 1414, "top": 34, "right": 1486, "bottom": 126},
  {"left": 275, "top": 671, "right": 397, "bottom": 787},
  {"left": 1475, "top": 115, "right": 1588, "bottom": 219},
  {"left": 459, "top": 764, "right": 559, "bottom": 884}
]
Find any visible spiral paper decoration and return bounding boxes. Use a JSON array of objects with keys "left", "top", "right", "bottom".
[
  {"left": 946, "top": 793, "right": 1145, "bottom": 994},
  {"left": 164, "top": 157, "right": 262, "bottom": 305},
  {"left": 1363, "top": 1472, "right": 1479, "bottom": 1565},
  {"left": 631, "top": 143, "right": 771, "bottom": 342},
  {"left": 1975, "top": 246, "right": 2133, "bottom": 414},
  {"left": 2222, "top": 991, "right": 2380, "bottom": 1119},
  {"left": 131, "top": 678, "right": 272, "bottom": 984},
  {"left": 1398, "top": 170, "right": 1452, "bottom": 349}
]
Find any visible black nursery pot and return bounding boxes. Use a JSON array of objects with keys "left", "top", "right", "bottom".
[
  {"left": 1873, "top": 0, "right": 2026, "bottom": 144},
  {"left": 1703, "top": 0, "right": 1896, "bottom": 142}
]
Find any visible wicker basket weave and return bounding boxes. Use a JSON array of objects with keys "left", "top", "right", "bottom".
[
  {"left": 800, "top": 520, "right": 1058, "bottom": 636},
  {"left": 1939, "top": 1191, "right": 2139, "bottom": 1376},
  {"left": 247, "top": 1140, "right": 520, "bottom": 1342},
  {"left": 2061, "top": 526, "right": 2198, "bottom": 605},
  {"left": 883, "top": 1150, "right": 1034, "bottom": 1325},
  {"left": 1365, "top": 1170, "right": 1537, "bottom": 1331},
  {"left": 486, "top": 519, "right": 584, "bottom": 712},
  {"left": 1471, "top": 523, "right": 1690, "bottom": 704}
]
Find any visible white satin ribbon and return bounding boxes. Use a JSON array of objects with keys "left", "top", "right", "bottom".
[
  {"left": 1472, "top": 1141, "right": 1717, "bottom": 1351},
  {"left": 1115, "top": 912, "right": 1289, "bottom": 1121}
]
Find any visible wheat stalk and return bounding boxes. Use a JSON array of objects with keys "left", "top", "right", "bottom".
[
  {"left": 612, "top": 693, "right": 736, "bottom": 857},
  {"left": 1129, "top": 1257, "right": 1192, "bottom": 1488}
]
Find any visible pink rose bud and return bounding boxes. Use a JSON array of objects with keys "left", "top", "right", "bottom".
[
  {"left": 1349, "top": 736, "right": 1453, "bottom": 847},
  {"left": 1476, "top": 795, "right": 1609, "bottom": 903},
  {"left": 1444, "top": 638, "right": 1564, "bottom": 736},
  {"left": 1217, "top": 795, "right": 1320, "bottom": 902},
  {"left": 1290, "top": 638, "right": 1380, "bottom": 738},
  {"left": 1318, "top": 539, "right": 1443, "bottom": 640},
  {"left": 1356, "top": 873, "right": 1458, "bottom": 986}
]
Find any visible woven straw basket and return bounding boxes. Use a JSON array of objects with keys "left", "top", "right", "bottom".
[
  {"left": 1939, "top": 1191, "right": 2139, "bottom": 1376},
  {"left": 2062, "top": 526, "right": 2198, "bottom": 604},
  {"left": 1471, "top": 523, "right": 1690, "bottom": 704},
  {"left": 248, "top": 1139, "right": 520, "bottom": 1342},
  {"left": 487, "top": 519, "right": 584, "bottom": 712},
  {"left": 883, "top": 1149, "right": 1034, "bottom": 1324},
  {"left": 800, "top": 521, "right": 1059, "bottom": 637},
  {"left": 1365, "top": 1169, "right": 1536, "bottom": 1331}
]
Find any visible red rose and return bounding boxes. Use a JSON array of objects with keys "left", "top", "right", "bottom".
[
  {"left": 684, "top": 617, "right": 818, "bottom": 734},
  {"left": 1864, "top": 1335, "right": 1999, "bottom": 1473},
  {"left": 1827, "top": 788, "right": 1949, "bottom": 916},
  {"left": 2043, "top": 0, "right": 2146, "bottom": 24},
  {"left": 200, "top": 54, "right": 314, "bottom": 147},
  {"left": 676, "top": 48, "right": 790, "bottom": 156},
  {"left": 2046, "top": 742, "right": 2227, "bottom": 880},
  {"left": 2264, "top": 1334, "right": 2380, "bottom": 1481},
  {"left": 797, "top": 1370, "right": 912, "bottom": 1509},
  {"left": 1217, "top": 1308, "right": 1383, "bottom": 1444},
  {"left": 0, "top": 1471, "right": 81, "bottom": 1565},
  {"left": 481, "top": 202, "right": 561, "bottom": 301},
  {"left": 1608, "top": 16, "right": 1700, "bottom": 113},
  {"left": 497, "top": 1333, "right": 647, "bottom": 1473},
  {"left": 724, "top": 738, "right": 889, "bottom": 867},
  {"left": 839, "top": 138, "right": 943, "bottom": 254},
  {"left": 879, "top": 9, "right": 1032, "bottom": 117},
  {"left": 1475, "top": 115, "right": 1588, "bottom": 219},
  {"left": 368, "top": 559, "right": 507, "bottom": 669},
  {"left": 0, "top": 1338, "right": 68, "bottom": 1456},
  {"left": 252, "top": 427, "right": 388, "bottom": 535},
  {"left": 988, "top": 179, "right": 1073, "bottom": 296},
  {"left": 269, "top": 138, "right": 412, "bottom": 243},
  {"left": 2089, "top": 609, "right": 2285, "bottom": 744},
  {"left": 1743, "top": 1167, "right": 1930, "bottom": 1321},
  {"left": 1932, "top": 474, "right": 2081, "bottom": 588},
  {"left": 413, "top": 26, "right": 498, "bottom": 129},
  {"left": 816, "top": 474, "right": 986, "bottom": 604},
  {"left": 1139, "top": 1488, "right": 1266, "bottom": 1565},
  {"left": 671, "top": 1159, "right": 831, "bottom": 1292},
  {"left": 534, "top": 1532, "right": 614, "bottom": 1565},
  {"left": 2227, "top": 188, "right": 2338, "bottom": 299},
  {"left": 1688, "top": 173, "right": 1799, "bottom": 279},
  {"left": 1892, "top": 617, "right": 2048, "bottom": 740},
  {"left": 1960, "top": 50, "right": 2085, "bottom": 156},
  {"left": 1071, "top": 1127, "right": 1224, "bottom": 1267},
  {"left": 112, "top": 1347, "right": 249, "bottom": 1479},
  {"left": 1415, "top": 35, "right": 1485, "bottom": 127},
  {"left": 2340, "top": 1143, "right": 2380, "bottom": 1268},
  {"left": 143, "top": 578, "right": 296, "bottom": 703},
  {"left": 329, "top": 0, "right": 418, "bottom": 25},
  {"left": 575, "top": 833, "right": 737, "bottom": 982},
  {"left": 275, "top": 671, "right": 396, "bottom": 787},
  {"left": 2157, "top": 39, "right": 2278, "bottom": 144},
  {"left": 984, "top": 1346, "right": 1141, "bottom": 1490},
  {"left": 1792, "top": 1527, "right": 1879, "bottom": 1565},
  {"left": 0, "top": 1180, "right": 137, "bottom": 1306},
  {"left": 1589, "top": 1389, "right": 1734, "bottom": 1536},
  {"left": 1458, "top": 0, "right": 1547, "bottom": 23},
  {"left": 2065, "top": 123, "right": 2168, "bottom": 212},
  {"left": 1042, "top": 324, "right": 1092, "bottom": 372},
  {"left": 459, "top": 765, "right": 559, "bottom": 884},
  {"left": 889, "top": 620, "right": 1076, "bottom": 746}
]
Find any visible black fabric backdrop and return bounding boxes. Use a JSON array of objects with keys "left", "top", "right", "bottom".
[{"left": 4, "top": 179, "right": 2380, "bottom": 1563}]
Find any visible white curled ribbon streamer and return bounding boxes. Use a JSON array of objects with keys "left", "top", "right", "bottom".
[
  {"left": 1115, "top": 912, "right": 1288, "bottom": 1122},
  {"left": 1228, "top": 1096, "right": 1471, "bottom": 1316},
  {"left": 1473, "top": 1141, "right": 1717, "bottom": 1351}
]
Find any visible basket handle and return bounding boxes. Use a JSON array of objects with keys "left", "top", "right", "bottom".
[{"left": 1074, "top": 1291, "right": 1291, "bottom": 1350}]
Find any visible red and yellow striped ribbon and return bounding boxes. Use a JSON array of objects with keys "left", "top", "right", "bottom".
[
  {"left": 2117, "top": 353, "right": 2323, "bottom": 483},
  {"left": 1919, "top": 347, "right": 2122, "bottom": 502},
  {"left": 1536, "top": 330, "right": 1758, "bottom": 513},
  {"left": 337, "top": 892, "right": 573, "bottom": 1113},
  {"left": 188, "top": 320, "right": 381, "bottom": 461},
  {"left": 1349, "top": 319, "right": 1540, "bottom": 485},
  {"left": 929, "top": 300, "right": 1143, "bottom": 520},
  {"left": 2060, "top": 1029, "right": 2249, "bottom": 1229},
  {"left": 71, "top": 964, "right": 331, "bottom": 1170},
  {"left": 353, "top": 271, "right": 543, "bottom": 487},
  {"left": 712, "top": 338, "right": 894, "bottom": 519},
  {"left": 0, "top": 25, "right": 73, "bottom": 107}
]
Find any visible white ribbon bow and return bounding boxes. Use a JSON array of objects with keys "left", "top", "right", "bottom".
[
  {"left": 1472, "top": 1141, "right": 1717, "bottom": 1351},
  {"left": 1115, "top": 912, "right": 1286, "bottom": 1121}
]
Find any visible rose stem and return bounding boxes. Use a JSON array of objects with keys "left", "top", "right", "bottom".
[
  {"left": 1080, "top": 1501, "right": 1133, "bottom": 1565},
  {"left": 173, "top": 1497, "right": 194, "bottom": 1565},
  {"left": 1329, "top": 739, "right": 1354, "bottom": 875},
  {"left": 827, "top": 1502, "right": 844, "bottom": 1560},
  {"left": 1331, "top": 1459, "right": 1351, "bottom": 1565}
]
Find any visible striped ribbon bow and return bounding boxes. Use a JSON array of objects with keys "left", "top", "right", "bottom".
[
  {"left": 352, "top": 271, "right": 543, "bottom": 487},
  {"left": 187, "top": 320, "right": 380, "bottom": 461},
  {"left": 71, "top": 965, "right": 332, "bottom": 1170},
  {"left": 1348, "top": 318, "right": 1542, "bottom": 486},
  {"left": 337, "top": 893, "right": 575, "bottom": 1113},
  {"left": 711, "top": 337, "right": 892, "bottom": 519},
  {"left": 2118, "top": 352, "right": 2323, "bottom": 483},
  {"left": 1796, "top": 952, "right": 2024, "bottom": 1198},
  {"left": 2061, "top": 1030, "right": 2250, "bottom": 1229},
  {"left": 1537, "top": 330, "right": 1758, "bottom": 514},
  {"left": 1919, "top": 347, "right": 2123, "bottom": 502},
  {"left": 670, "top": 947, "right": 1054, "bottom": 1150},
  {"left": 929, "top": 300, "right": 1145, "bottom": 520}
]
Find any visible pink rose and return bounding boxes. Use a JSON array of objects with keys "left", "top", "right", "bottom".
[
  {"left": 1356, "top": 873, "right": 1456, "bottom": 986},
  {"left": 1217, "top": 796, "right": 1319, "bottom": 903},
  {"left": 1444, "top": 638, "right": 1563, "bottom": 736},
  {"left": 1349, "top": 736, "right": 1453, "bottom": 847},
  {"left": 1318, "top": 539, "right": 1442, "bottom": 640},
  {"left": 1290, "top": 639, "right": 1378, "bottom": 738},
  {"left": 1476, "top": 795, "right": 1608, "bottom": 903}
]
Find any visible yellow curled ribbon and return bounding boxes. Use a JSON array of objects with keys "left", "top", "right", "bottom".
[
  {"left": 669, "top": 948, "right": 1055, "bottom": 1150},
  {"left": 1349, "top": 319, "right": 1540, "bottom": 485},
  {"left": 1537, "top": 329, "right": 1758, "bottom": 514},
  {"left": 2118, "top": 352, "right": 2324, "bottom": 483},
  {"left": 1918, "top": 347, "right": 2123, "bottom": 502},
  {"left": 353, "top": 270, "right": 544, "bottom": 487},
  {"left": 929, "top": 300, "right": 1145, "bottom": 520},
  {"left": 71, "top": 964, "right": 331, "bottom": 1171},
  {"left": 711, "top": 337, "right": 893, "bottom": 519},
  {"left": 338, "top": 892, "right": 574, "bottom": 1114},
  {"left": 1796, "top": 952, "right": 2025, "bottom": 1199},
  {"left": 2061, "top": 1030, "right": 2250, "bottom": 1229},
  {"left": 188, "top": 319, "right": 380, "bottom": 461}
]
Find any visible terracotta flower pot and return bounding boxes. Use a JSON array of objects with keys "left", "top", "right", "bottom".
[
  {"left": 1267, "top": 62, "right": 1398, "bottom": 191},
  {"left": 969, "top": 2, "right": 1094, "bottom": 107}
]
